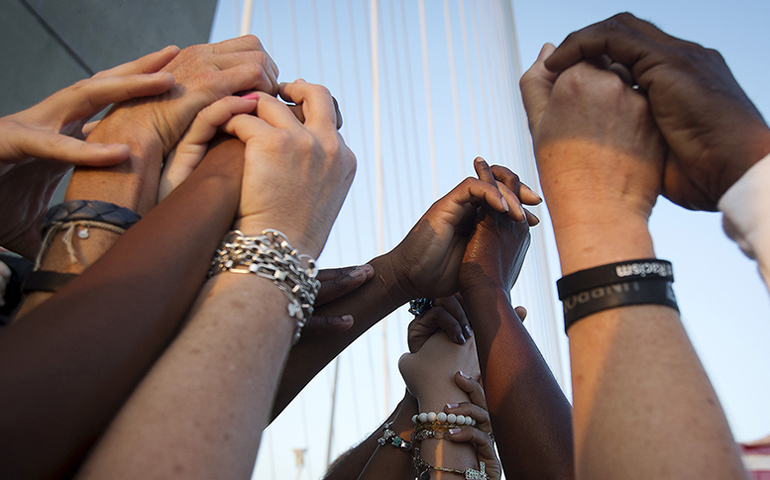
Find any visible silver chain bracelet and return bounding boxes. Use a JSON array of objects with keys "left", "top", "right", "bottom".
[{"left": 208, "top": 229, "right": 320, "bottom": 344}]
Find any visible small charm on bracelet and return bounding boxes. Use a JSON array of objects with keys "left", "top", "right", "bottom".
[{"left": 377, "top": 422, "right": 412, "bottom": 452}]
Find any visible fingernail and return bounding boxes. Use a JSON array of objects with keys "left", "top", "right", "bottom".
[
  {"left": 474, "top": 157, "right": 487, "bottom": 165},
  {"left": 446, "top": 403, "right": 460, "bottom": 409},
  {"left": 464, "top": 325, "right": 473, "bottom": 339},
  {"left": 341, "top": 315, "right": 354, "bottom": 324},
  {"left": 518, "top": 204, "right": 526, "bottom": 222},
  {"left": 456, "top": 334, "right": 466, "bottom": 344},
  {"left": 449, "top": 428, "right": 462, "bottom": 435},
  {"left": 501, "top": 197, "right": 509, "bottom": 212},
  {"left": 458, "top": 371, "right": 471, "bottom": 379},
  {"left": 349, "top": 266, "right": 366, "bottom": 279},
  {"left": 242, "top": 92, "right": 260, "bottom": 100}
]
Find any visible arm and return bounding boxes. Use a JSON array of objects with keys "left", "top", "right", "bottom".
[
  {"left": 399, "top": 330, "right": 488, "bottom": 479},
  {"left": 17, "top": 35, "right": 279, "bottom": 316},
  {"left": 458, "top": 160, "right": 574, "bottom": 479},
  {"left": 0, "top": 46, "right": 178, "bottom": 259},
  {"left": 273, "top": 173, "right": 522, "bottom": 419},
  {"left": 521, "top": 45, "right": 746, "bottom": 479},
  {"left": 75, "top": 80, "right": 356, "bottom": 480},
  {"left": 0, "top": 137, "right": 244, "bottom": 479},
  {"left": 323, "top": 392, "right": 418, "bottom": 480},
  {"left": 544, "top": 12, "right": 770, "bottom": 212}
]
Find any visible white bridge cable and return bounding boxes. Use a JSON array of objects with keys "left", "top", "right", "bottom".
[
  {"left": 289, "top": 0, "right": 302, "bottom": 78},
  {"left": 469, "top": 0, "right": 494, "bottom": 162},
  {"left": 398, "top": 0, "right": 429, "bottom": 212},
  {"left": 263, "top": 0, "right": 273, "bottom": 53},
  {"left": 346, "top": 0, "right": 377, "bottom": 254},
  {"left": 330, "top": 0, "right": 364, "bottom": 263},
  {"left": 418, "top": 0, "right": 439, "bottom": 200},
  {"left": 479, "top": 1, "right": 506, "bottom": 167},
  {"left": 369, "top": 0, "right": 391, "bottom": 417},
  {"left": 458, "top": 0, "right": 482, "bottom": 157},
  {"left": 442, "top": 0, "right": 466, "bottom": 177},
  {"left": 377, "top": 5, "right": 406, "bottom": 249},
  {"left": 240, "top": 0, "right": 253, "bottom": 36},
  {"left": 386, "top": 0, "right": 418, "bottom": 221}
]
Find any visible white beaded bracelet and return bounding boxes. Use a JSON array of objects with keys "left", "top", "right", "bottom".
[{"left": 411, "top": 411, "right": 477, "bottom": 427}]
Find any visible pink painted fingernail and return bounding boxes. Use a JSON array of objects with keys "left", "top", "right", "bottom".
[
  {"left": 459, "top": 370, "right": 471, "bottom": 379},
  {"left": 449, "top": 428, "right": 462, "bottom": 435},
  {"left": 501, "top": 197, "right": 510, "bottom": 212},
  {"left": 446, "top": 403, "right": 460, "bottom": 409},
  {"left": 242, "top": 92, "right": 260, "bottom": 100}
]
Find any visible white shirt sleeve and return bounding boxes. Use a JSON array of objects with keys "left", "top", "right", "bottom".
[{"left": 718, "top": 153, "right": 770, "bottom": 290}]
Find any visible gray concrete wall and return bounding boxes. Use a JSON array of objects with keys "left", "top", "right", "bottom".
[{"left": 0, "top": 0, "right": 218, "bottom": 116}]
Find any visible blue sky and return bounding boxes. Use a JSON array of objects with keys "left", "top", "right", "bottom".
[{"left": 210, "top": 1, "right": 770, "bottom": 478}]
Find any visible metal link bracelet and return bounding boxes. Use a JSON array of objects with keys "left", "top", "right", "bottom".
[{"left": 208, "top": 229, "right": 320, "bottom": 344}]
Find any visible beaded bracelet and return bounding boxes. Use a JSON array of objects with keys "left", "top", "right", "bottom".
[{"left": 412, "top": 411, "right": 477, "bottom": 427}]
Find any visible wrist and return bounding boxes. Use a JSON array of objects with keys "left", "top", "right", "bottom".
[
  {"left": 719, "top": 124, "right": 770, "bottom": 199},
  {"left": 70, "top": 121, "right": 164, "bottom": 216},
  {"left": 553, "top": 217, "right": 655, "bottom": 275}
]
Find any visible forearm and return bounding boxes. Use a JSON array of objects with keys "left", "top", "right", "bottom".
[
  {"left": 462, "top": 285, "right": 574, "bottom": 480},
  {"left": 76, "top": 272, "right": 295, "bottom": 480},
  {"left": 272, "top": 251, "right": 411, "bottom": 419},
  {"left": 557, "top": 220, "right": 746, "bottom": 480},
  {"left": 0, "top": 138, "right": 243, "bottom": 479},
  {"left": 16, "top": 120, "right": 165, "bottom": 317},
  {"left": 325, "top": 393, "right": 417, "bottom": 480},
  {"left": 414, "top": 380, "right": 481, "bottom": 479}
]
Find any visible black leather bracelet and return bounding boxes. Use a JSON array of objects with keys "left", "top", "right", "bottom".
[
  {"left": 563, "top": 279, "right": 679, "bottom": 332},
  {"left": 557, "top": 258, "right": 674, "bottom": 300},
  {"left": 42, "top": 200, "right": 142, "bottom": 238},
  {"left": 21, "top": 270, "right": 79, "bottom": 294}
]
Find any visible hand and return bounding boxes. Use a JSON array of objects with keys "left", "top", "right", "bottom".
[
  {"left": 407, "top": 296, "right": 473, "bottom": 351},
  {"left": 90, "top": 35, "right": 279, "bottom": 157},
  {"left": 459, "top": 160, "right": 539, "bottom": 297},
  {"left": 445, "top": 372, "right": 502, "bottom": 480},
  {"left": 544, "top": 12, "right": 770, "bottom": 211},
  {"left": 386, "top": 167, "right": 523, "bottom": 301},
  {"left": 0, "top": 46, "right": 179, "bottom": 257},
  {"left": 158, "top": 95, "right": 259, "bottom": 201},
  {"left": 223, "top": 79, "right": 356, "bottom": 257},
  {"left": 521, "top": 44, "right": 666, "bottom": 231},
  {"left": 398, "top": 330, "right": 481, "bottom": 410},
  {"left": 301, "top": 264, "right": 374, "bottom": 336},
  {"left": 0, "top": 45, "right": 178, "bottom": 168}
]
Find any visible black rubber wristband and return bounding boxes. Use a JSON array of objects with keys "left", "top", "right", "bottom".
[
  {"left": 563, "top": 279, "right": 679, "bottom": 332},
  {"left": 21, "top": 271, "right": 79, "bottom": 293},
  {"left": 557, "top": 259, "right": 673, "bottom": 300},
  {"left": 42, "top": 200, "right": 142, "bottom": 238}
]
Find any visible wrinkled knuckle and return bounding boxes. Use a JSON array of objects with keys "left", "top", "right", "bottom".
[{"left": 239, "top": 34, "right": 264, "bottom": 51}]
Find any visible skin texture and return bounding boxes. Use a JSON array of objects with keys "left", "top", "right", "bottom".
[
  {"left": 521, "top": 42, "right": 747, "bottom": 480},
  {"left": 458, "top": 161, "right": 575, "bottom": 480},
  {"left": 17, "top": 35, "right": 281, "bottom": 317},
  {"left": 272, "top": 170, "right": 523, "bottom": 420},
  {"left": 0, "top": 46, "right": 179, "bottom": 258},
  {"left": 74, "top": 80, "right": 356, "bottom": 480},
  {"left": 544, "top": 12, "right": 770, "bottom": 211},
  {"left": 0, "top": 137, "right": 244, "bottom": 480}
]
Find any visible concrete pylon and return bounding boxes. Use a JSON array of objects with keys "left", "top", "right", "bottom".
[{"left": 0, "top": 0, "right": 218, "bottom": 116}]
